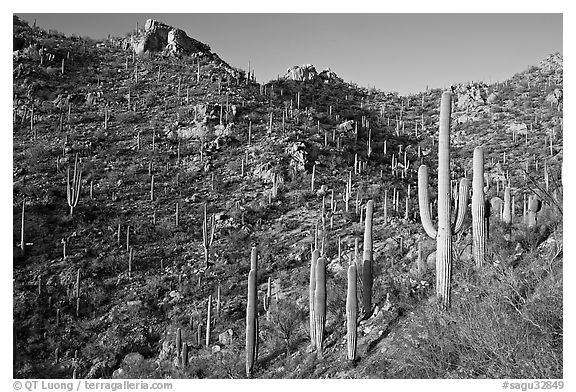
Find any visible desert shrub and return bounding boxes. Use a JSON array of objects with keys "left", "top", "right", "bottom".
[
  {"left": 389, "top": 250, "right": 563, "bottom": 379},
  {"left": 266, "top": 300, "right": 306, "bottom": 356}
]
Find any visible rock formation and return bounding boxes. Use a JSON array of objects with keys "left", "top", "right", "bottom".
[
  {"left": 283, "top": 64, "right": 342, "bottom": 83},
  {"left": 132, "top": 19, "right": 212, "bottom": 57},
  {"left": 284, "top": 64, "right": 318, "bottom": 81}
]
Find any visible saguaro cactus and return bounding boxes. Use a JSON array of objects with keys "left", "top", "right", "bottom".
[
  {"left": 66, "top": 154, "right": 82, "bottom": 216},
  {"left": 417, "top": 91, "right": 469, "bottom": 308},
  {"left": 472, "top": 147, "right": 487, "bottom": 268},
  {"left": 346, "top": 264, "right": 357, "bottom": 361},
  {"left": 20, "top": 199, "right": 25, "bottom": 256},
  {"left": 246, "top": 247, "right": 258, "bottom": 378},
  {"left": 503, "top": 186, "right": 512, "bottom": 224},
  {"left": 362, "top": 200, "right": 374, "bottom": 318},
  {"left": 206, "top": 295, "right": 212, "bottom": 347},
  {"left": 314, "top": 257, "right": 327, "bottom": 357},
  {"left": 182, "top": 343, "right": 189, "bottom": 368},
  {"left": 246, "top": 268, "right": 257, "bottom": 377},
  {"left": 176, "top": 327, "right": 182, "bottom": 357},
  {"left": 203, "top": 203, "right": 215, "bottom": 267},
  {"left": 309, "top": 249, "right": 319, "bottom": 347}
]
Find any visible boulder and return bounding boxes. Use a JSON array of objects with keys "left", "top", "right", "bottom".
[{"left": 218, "top": 329, "right": 234, "bottom": 345}]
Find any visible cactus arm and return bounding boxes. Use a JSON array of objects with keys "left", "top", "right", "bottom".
[
  {"left": 418, "top": 165, "right": 437, "bottom": 239},
  {"left": 452, "top": 177, "right": 469, "bottom": 234},
  {"left": 66, "top": 167, "right": 71, "bottom": 206},
  {"left": 209, "top": 215, "right": 215, "bottom": 247}
]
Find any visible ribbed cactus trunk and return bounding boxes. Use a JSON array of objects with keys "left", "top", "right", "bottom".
[
  {"left": 472, "top": 147, "right": 486, "bottom": 268},
  {"left": 362, "top": 200, "right": 373, "bottom": 318},
  {"left": 503, "top": 186, "right": 512, "bottom": 224},
  {"left": 309, "top": 249, "right": 319, "bottom": 347},
  {"left": 245, "top": 267, "right": 257, "bottom": 378},
  {"left": 435, "top": 92, "right": 453, "bottom": 308},
  {"left": 314, "top": 257, "right": 326, "bottom": 357},
  {"left": 346, "top": 264, "right": 357, "bottom": 361}
]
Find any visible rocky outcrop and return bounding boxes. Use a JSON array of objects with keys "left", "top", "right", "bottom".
[
  {"left": 283, "top": 64, "right": 341, "bottom": 83},
  {"left": 539, "top": 52, "right": 563, "bottom": 72},
  {"left": 318, "top": 68, "right": 341, "bottom": 83},
  {"left": 284, "top": 64, "right": 318, "bottom": 81},
  {"left": 132, "top": 19, "right": 212, "bottom": 57}
]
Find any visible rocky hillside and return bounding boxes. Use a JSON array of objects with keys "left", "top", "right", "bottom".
[{"left": 12, "top": 15, "right": 563, "bottom": 379}]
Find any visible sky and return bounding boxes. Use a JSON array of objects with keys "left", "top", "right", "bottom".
[{"left": 14, "top": 13, "right": 562, "bottom": 95}]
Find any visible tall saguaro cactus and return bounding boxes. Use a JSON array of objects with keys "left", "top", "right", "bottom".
[
  {"left": 309, "top": 249, "right": 319, "bottom": 347},
  {"left": 20, "top": 199, "right": 25, "bottom": 256},
  {"left": 417, "top": 91, "right": 469, "bottom": 308},
  {"left": 314, "top": 257, "right": 327, "bottom": 357},
  {"left": 245, "top": 248, "right": 258, "bottom": 378},
  {"left": 472, "top": 147, "right": 486, "bottom": 268},
  {"left": 362, "top": 200, "right": 374, "bottom": 318},
  {"left": 346, "top": 264, "right": 357, "bottom": 361}
]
